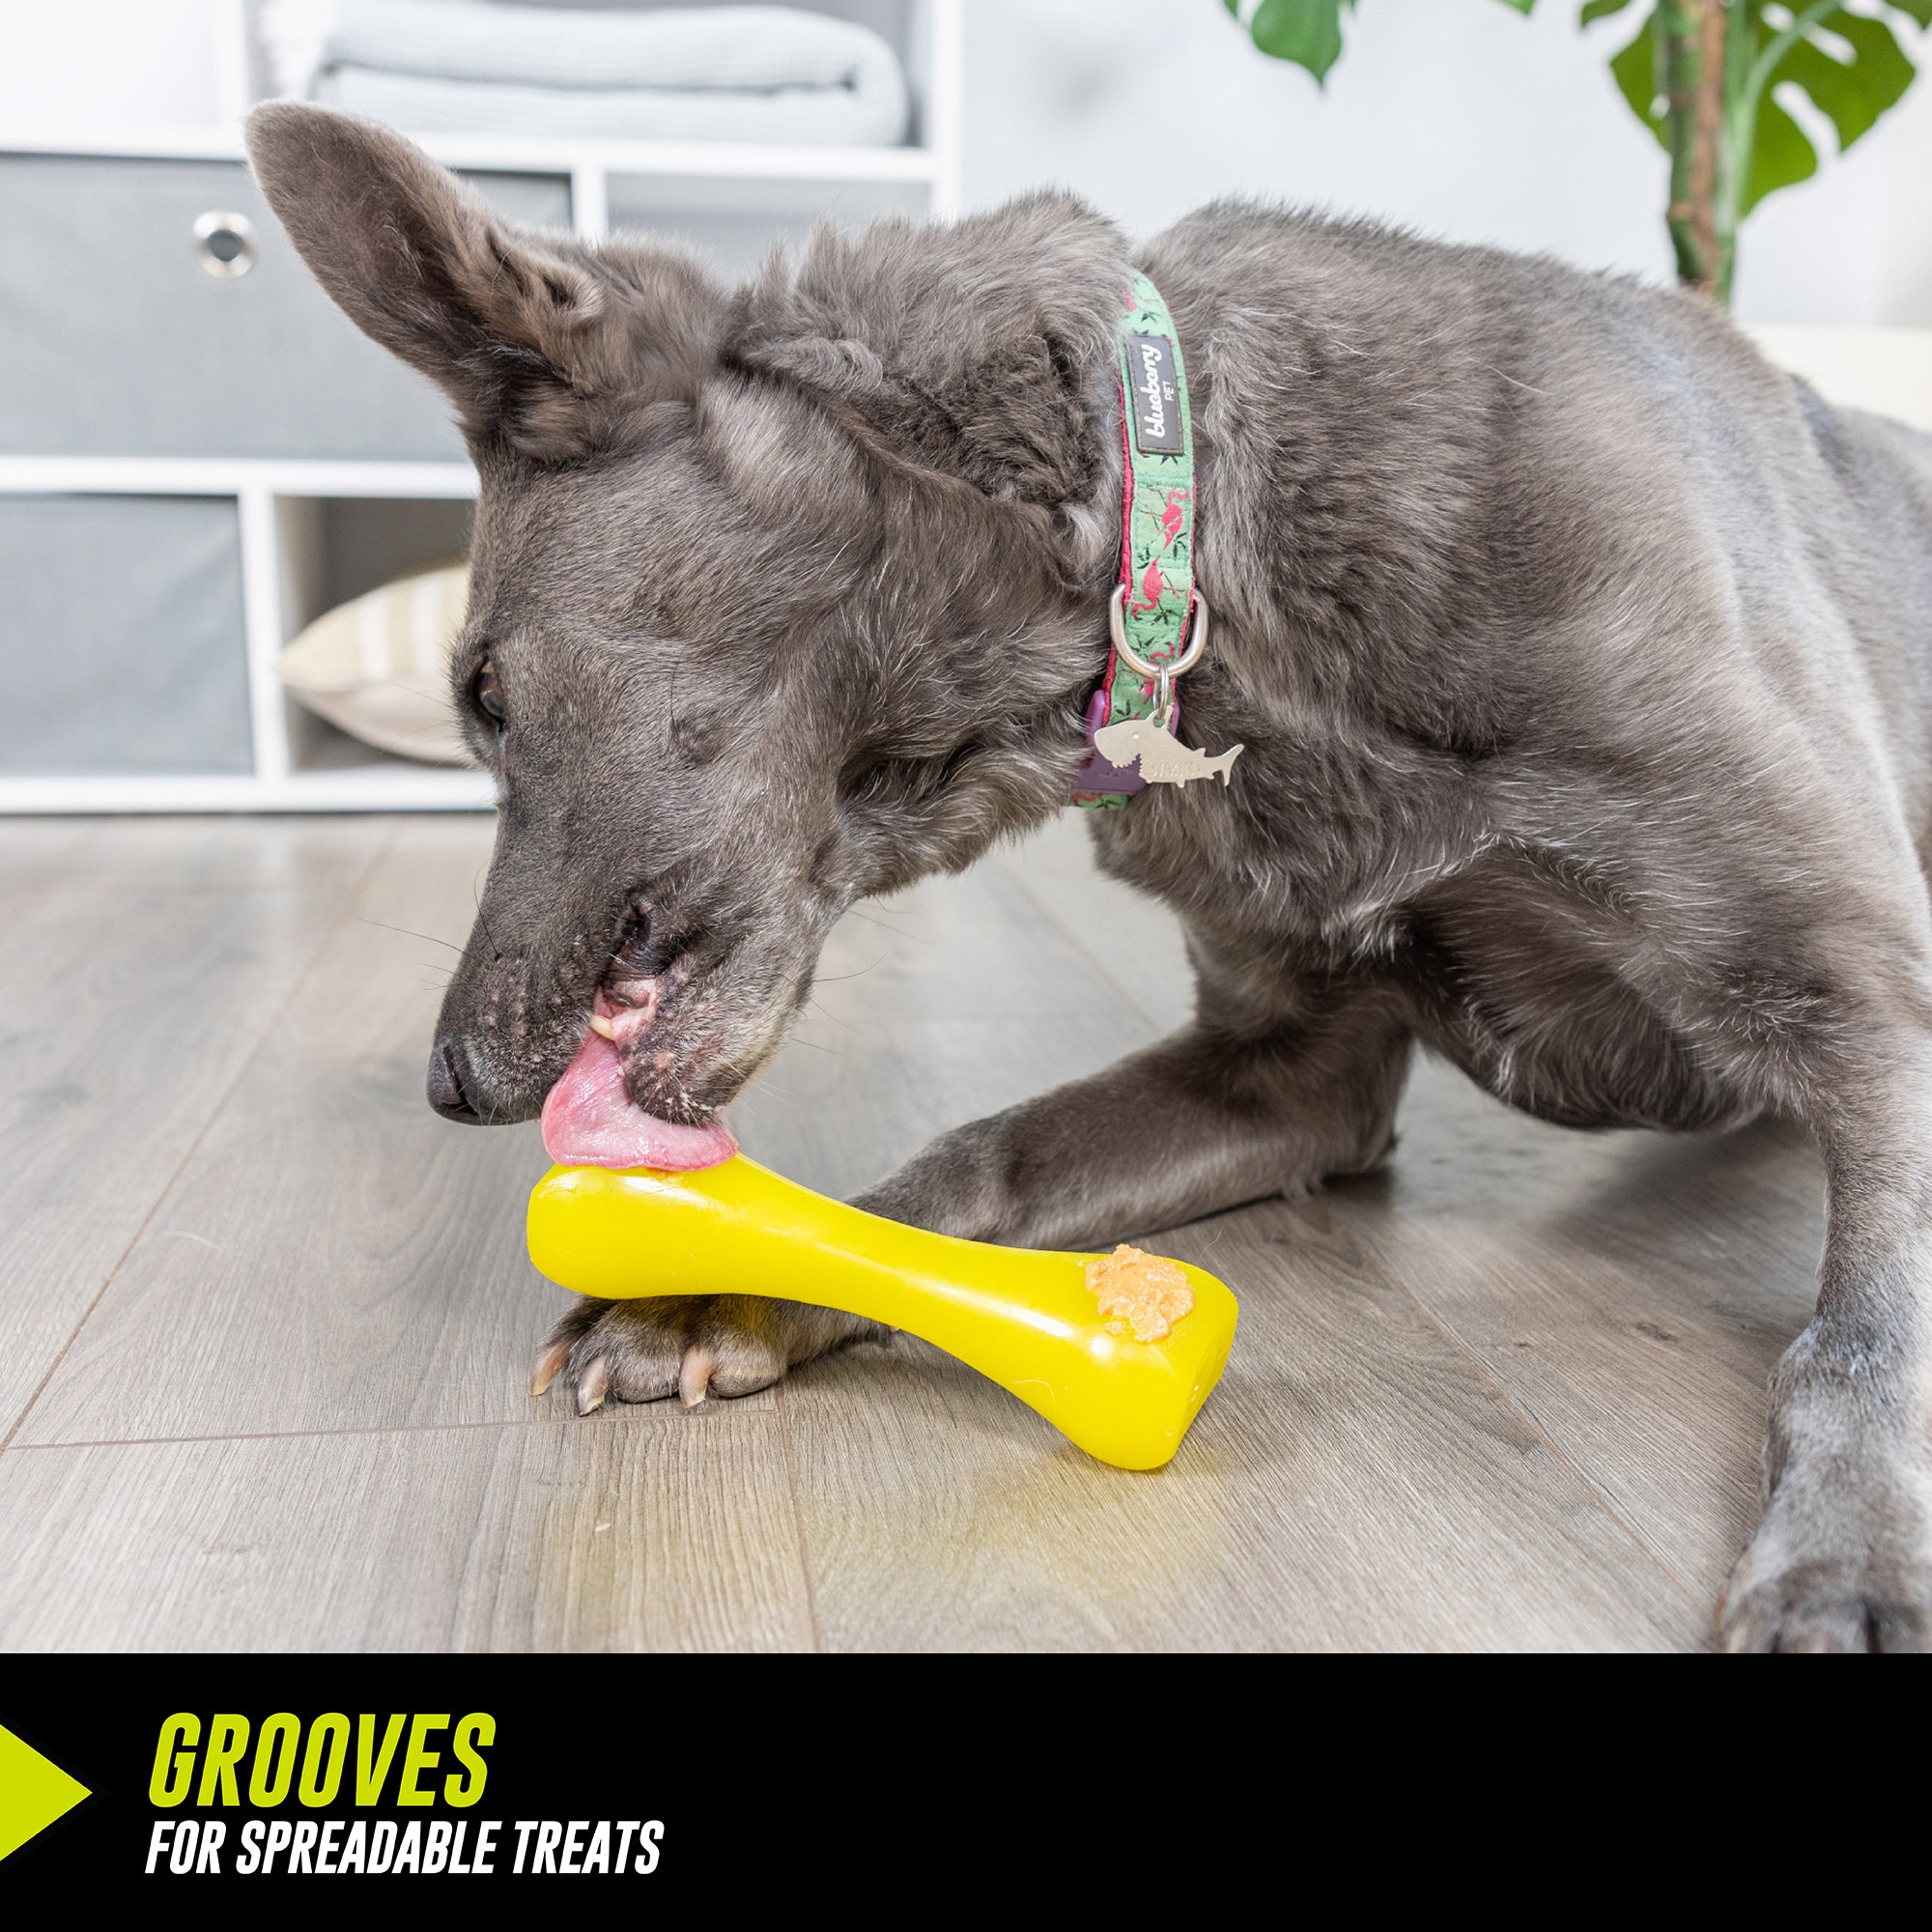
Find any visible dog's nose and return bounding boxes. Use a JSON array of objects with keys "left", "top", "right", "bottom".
[{"left": 426, "top": 1036, "right": 484, "bottom": 1123}]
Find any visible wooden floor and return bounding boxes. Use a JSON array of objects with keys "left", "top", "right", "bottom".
[{"left": 0, "top": 810, "right": 1824, "bottom": 1652}]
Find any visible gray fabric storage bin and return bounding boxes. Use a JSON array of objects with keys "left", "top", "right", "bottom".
[
  {"left": 0, "top": 495, "right": 251, "bottom": 775},
  {"left": 0, "top": 156, "right": 570, "bottom": 459}
]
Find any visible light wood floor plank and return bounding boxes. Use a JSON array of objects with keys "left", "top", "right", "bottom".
[
  {"left": 733, "top": 819, "right": 1171, "bottom": 1198},
  {"left": 16, "top": 816, "right": 640, "bottom": 1443},
  {"left": 977, "top": 816, "right": 1798, "bottom": 1618},
  {"left": 0, "top": 816, "right": 389, "bottom": 1438},
  {"left": 1334, "top": 1058, "right": 1816, "bottom": 1598},
  {"left": 782, "top": 1187, "right": 1708, "bottom": 1651},
  {"left": 734, "top": 1003, "right": 1165, "bottom": 1203},
  {"left": 0, "top": 1408, "right": 813, "bottom": 1652},
  {"left": 0, "top": 809, "right": 1822, "bottom": 1650},
  {"left": 0, "top": 817, "right": 95, "bottom": 901},
  {"left": 20, "top": 815, "right": 1166, "bottom": 1446},
  {"left": 763, "top": 824, "right": 1652, "bottom": 1653},
  {"left": 987, "top": 813, "right": 1192, "bottom": 1028}
]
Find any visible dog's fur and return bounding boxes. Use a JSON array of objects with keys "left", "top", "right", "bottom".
[{"left": 247, "top": 101, "right": 1932, "bottom": 1650}]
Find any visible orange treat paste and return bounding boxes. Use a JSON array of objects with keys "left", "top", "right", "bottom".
[{"left": 1085, "top": 1244, "right": 1195, "bottom": 1343}]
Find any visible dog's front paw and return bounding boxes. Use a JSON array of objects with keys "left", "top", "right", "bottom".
[
  {"left": 529, "top": 1295, "right": 885, "bottom": 1412},
  {"left": 1719, "top": 1465, "right": 1932, "bottom": 1654}
]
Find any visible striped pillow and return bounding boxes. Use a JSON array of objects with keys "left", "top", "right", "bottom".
[{"left": 277, "top": 561, "right": 474, "bottom": 767}]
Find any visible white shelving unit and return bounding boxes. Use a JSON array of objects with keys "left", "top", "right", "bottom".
[
  {"left": 0, "top": 0, "right": 963, "bottom": 814},
  {"left": 0, "top": 454, "right": 486, "bottom": 811}
]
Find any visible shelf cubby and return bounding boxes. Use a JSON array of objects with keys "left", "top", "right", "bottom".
[{"left": 0, "top": 0, "right": 961, "bottom": 813}]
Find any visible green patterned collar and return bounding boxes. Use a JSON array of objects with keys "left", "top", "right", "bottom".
[{"left": 1069, "top": 272, "right": 1240, "bottom": 807}]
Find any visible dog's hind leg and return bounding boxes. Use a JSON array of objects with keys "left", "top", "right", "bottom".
[{"left": 851, "top": 974, "right": 1413, "bottom": 1250}]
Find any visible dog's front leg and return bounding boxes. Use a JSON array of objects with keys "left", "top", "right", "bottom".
[
  {"left": 536, "top": 980, "right": 1410, "bottom": 1409},
  {"left": 531, "top": 1290, "right": 885, "bottom": 1414},
  {"left": 855, "top": 986, "right": 1413, "bottom": 1250},
  {"left": 1722, "top": 1037, "right": 1932, "bottom": 1651}
]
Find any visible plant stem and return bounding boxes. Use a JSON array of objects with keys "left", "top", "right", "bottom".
[
  {"left": 1688, "top": 0, "right": 1730, "bottom": 296},
  {"left": 1662, "top": 0, "right": 1705, "bottom": 285},
  {"left": 1662, "top": 0, "right": 1736, "bottom": 298}
]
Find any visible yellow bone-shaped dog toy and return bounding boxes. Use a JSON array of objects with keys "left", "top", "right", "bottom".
[{"left": 526, "top": 1156, "right": 1237, "bottom": 1470}]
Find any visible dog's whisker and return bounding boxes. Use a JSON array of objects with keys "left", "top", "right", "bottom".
[
  {"left": 814, "top": 957, "right": 885, "bottom": 984},
  {"left": 842, "top": 906, "right": 933, "bottom": 944},
  {"left": 805, "top": 997, "right": 861, "bottom": 1035},
  {"left": 360, "top": 916, "right": 465, "bottom": 953}
]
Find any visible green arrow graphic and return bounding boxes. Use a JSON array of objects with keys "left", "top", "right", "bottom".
[{"left": 0, "top": 1722, "right": 90, "bottom": 1864}]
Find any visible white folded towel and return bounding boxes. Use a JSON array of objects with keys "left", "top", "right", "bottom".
[
  {"left": 315, "top": 64, "right": 909, "bottom": 145},
  {"left": 263, "top": 1, "right": 909, "bottom": 147}
]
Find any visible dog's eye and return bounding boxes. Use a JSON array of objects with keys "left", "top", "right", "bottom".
[{"left": 473, "top": 660, "right": 506, "bottom": 725}]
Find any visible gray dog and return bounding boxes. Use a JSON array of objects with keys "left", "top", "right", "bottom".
[{"left": 247, "top": 101, "right": 1932, "bottom": 1652}]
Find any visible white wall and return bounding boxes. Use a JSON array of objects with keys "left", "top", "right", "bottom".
[
  {"left": 3, "top": 0, "right": 1926, "bottom": 325},
  {"left": 959, "top": 0, "right": 1932, "bottom": 327},
  {"left": 0, "top": 0, "right": 244, "bottom": 127}
]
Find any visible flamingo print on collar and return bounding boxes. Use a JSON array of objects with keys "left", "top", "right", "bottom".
[{"left": 1068, "top": 271, "right": 1236, "bottom": 807}]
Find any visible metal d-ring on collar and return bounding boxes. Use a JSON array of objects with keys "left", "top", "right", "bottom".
[{"left": 1108, "top": 582, "right": 1211, "bottom": 729}]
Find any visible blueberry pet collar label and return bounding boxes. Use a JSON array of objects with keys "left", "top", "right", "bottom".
[{"left": 1127, "top": 333, "right": 1183, "bottom": 455}]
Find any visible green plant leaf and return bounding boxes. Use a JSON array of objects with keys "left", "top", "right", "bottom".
[
  {"left": 1494, "top": 0, "right": 1538, "bottom": 14},
  {"left": 1771, "top": 10, "right": 1916, "bottom": 156},
  {"left": 1243, "top": 0, "right": 1350, "bottom": 83},
  {"left": 1886, "top": 0, "right": 1932, "bottom": 26},
  {"left": 1580, "top": 0, "right": 1635, "bottom": 21},
  {"left": 1609, "top": 6, "right": 1668, "bottom": 142},
  {"left": 1742, "top": 90, "right": 1820, "bottom": 214}
]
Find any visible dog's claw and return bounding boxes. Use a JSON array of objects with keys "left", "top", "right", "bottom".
[
  {"left": 678, "top": 1344, "right": 716, "bottom": 1407},
  {"left": 529, "top": 1335, "right": 573, "bottom": 1398},
  {"left": 533, "top": 1294, "right": 881, "bottom": 1416},
  {"left": 576, "top": 1355, "right": 611, "bottom": 1414}
]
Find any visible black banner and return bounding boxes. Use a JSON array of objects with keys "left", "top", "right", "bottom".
[{"left": 1, "top": 1657, "right": 937, "bottom": 1895}]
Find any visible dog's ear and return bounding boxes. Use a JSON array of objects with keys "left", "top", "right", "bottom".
[
  {"left": 245, "top": 102, "right": 724, "bottom": 461},
  {"left": 723, "top": 192, "right": 1129, "bottom": 509}
]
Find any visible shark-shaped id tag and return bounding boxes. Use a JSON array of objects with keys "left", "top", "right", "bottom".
[
  {"left": 1094, "top": 584, "right": 1244, "bottom": 789},
  {"left": 1094, "top": 715, "right": 1242, "bottom": 786}
]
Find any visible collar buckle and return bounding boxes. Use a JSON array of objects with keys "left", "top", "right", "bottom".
[{"left": 1109, "top": 582, "right": 1210, "bottom": 730}]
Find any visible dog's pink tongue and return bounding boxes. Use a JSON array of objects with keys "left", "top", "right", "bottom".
[{"left": 541, "top": 1030, "right": 736, "bottom": 1171}]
